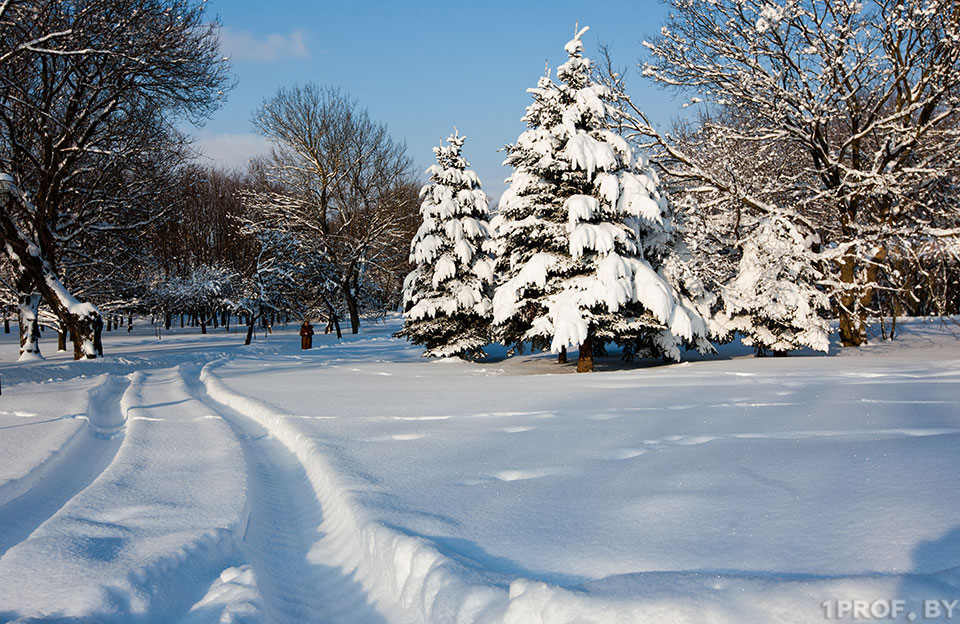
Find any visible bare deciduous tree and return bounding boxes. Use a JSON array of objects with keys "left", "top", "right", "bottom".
[
  {"left": 615, "top": 0, "right": 960, "bottom": 346},
  {"left": 0, "top": 0, "right": 230, "bottom": 358},
  {"left": 249, "top": 84, "right": 418, "bottom": 334}
]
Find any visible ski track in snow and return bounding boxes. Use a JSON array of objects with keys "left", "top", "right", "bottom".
[
  {"left": 0, "top": 366, "right": 248, "bottom": 623},
  {"left": 3, "top": 321, "right": 960, "bottom": 623},
  {"left": 180, "top": 364, "right": 386, "bottom": 624},
  {"left": 0, "top": 374, "right": 132, "bottom": 557}
]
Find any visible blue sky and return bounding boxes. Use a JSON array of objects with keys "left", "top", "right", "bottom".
[{"left": 196, "top": 0, "right": 686, "bottom": 200}]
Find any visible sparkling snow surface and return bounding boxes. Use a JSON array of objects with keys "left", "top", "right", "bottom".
[{"left": 1, "top": 318, "right": 959, "bottom": 623}]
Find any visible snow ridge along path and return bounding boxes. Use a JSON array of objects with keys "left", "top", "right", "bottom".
[
  {"left": 0, "top": 374, "right": 131, "bottom": 557},
  {"left": 181, "top": 363, "right": 386, "bottom": 624},
  {"left": 199, "top": 360, "right": 516, "bottom": 624},
  {"left": 203, "top": 357, "right": 762, "bottom": 624}
]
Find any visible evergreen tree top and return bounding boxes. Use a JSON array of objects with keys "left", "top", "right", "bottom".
[
  {"left": 430, "top": 129, "right": 468, "bottom": 172},
  {"left": 509, "top": 24, "right": 623, "bottom": 182},
  {"left": 424, "top": 130, "right": 483, "bottom": 195},
  {"left": 558, "top": 25, "right": 591, "bottom": 89}
]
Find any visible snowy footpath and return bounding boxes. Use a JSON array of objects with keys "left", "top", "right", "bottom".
[{"left": 0, "top": 318, "right": 959, "bottom": 623}]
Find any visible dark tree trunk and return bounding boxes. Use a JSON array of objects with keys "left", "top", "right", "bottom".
[
  {"left": 576, "top": 334, "right": 594, "bottom": 373},
  {"left": 106, "top": 315, "right": 113, "bottom": 332},
  {"left": 323, "top": 300, "right": 343, "bottom": 339},
  {"left": 558, "top": 346, "right": 567, "bottom": 364},
  {"left": 344, "top": 285, "right": 360, "bottom": 334},
  {"left": 93, "top": 317, "right": 103, "bottom": 356},
  {"left": 3, "top": 317, "right": 8, "bottom": 333},
  {"left": 58, "top": 327, "right": 67, "bottom": 352},
  {"left": 244, "top": 314, "right": 256, "bottom": 345}
]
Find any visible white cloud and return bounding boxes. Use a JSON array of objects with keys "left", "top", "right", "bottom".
[
  {"left": 220, "top": 27, "right": 309, "bottom": 62},
  {"left": 192, "top": 131, "right": 271, "bottom": 171}
]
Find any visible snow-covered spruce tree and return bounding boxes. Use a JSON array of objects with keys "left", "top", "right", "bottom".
[
  {"left": 491, "top": 26, "right": 712, "bottom": 372},
  {"left": 721, "top": 214, "right": 830, "bottom": 355},
  {"left": 396, "top": 131, "right": 494, "bottom": 359}
]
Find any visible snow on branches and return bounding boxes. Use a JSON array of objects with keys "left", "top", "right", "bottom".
[
  {"left": 491, "top": 27, "right": 712, "bottom": 371},
  {"left": 720, "top": 214, "right": 830, "bottom": 355},
  {"left": 397, "top": 131, "right": 493, "bottom": 360},
  {"left": 0, "top": 173, "right": 102, "bottom": 359},
  {"left": 632, "top": 0, "right": 960, "bottom": 346}
]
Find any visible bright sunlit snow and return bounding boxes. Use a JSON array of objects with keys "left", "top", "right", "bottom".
[{"left": 1, "top": 317, "right": 959, "bottom": 623}]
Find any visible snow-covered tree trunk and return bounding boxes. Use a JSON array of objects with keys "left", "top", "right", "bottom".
[
  {"left": 836, "top": 253, "right": 865, "bottom": 347},
  {"left": 16, "top": 285, "right": 41, "bottom": 359},
  {"left": 244, "top": 311, "right": 257, "bottom": 346},
  {"left": 322, "top": 298, "right": 343, "bottom": 339},
  {"left": 1, "top": 177, "right": 101, "bottom": 359},
  {"left": 834, "top": 247, "right": 887, "bottom": 347}
]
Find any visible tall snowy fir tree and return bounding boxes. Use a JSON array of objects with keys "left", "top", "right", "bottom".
[
  {"left": 491, "top": 26, "right": 713, "bottom": 372},
  {"left": 397, "top": 131, "right": 494, "bottom": 359},
  {"left": 720, "top": 214, "right": 830, "bottom": 355}
]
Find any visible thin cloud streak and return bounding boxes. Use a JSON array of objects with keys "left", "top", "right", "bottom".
[{"left": 220, "top": 27, "right": 309, "bottom": 62}]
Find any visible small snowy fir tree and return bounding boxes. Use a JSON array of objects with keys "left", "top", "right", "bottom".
[
  {"left": 721, "top": 214, "right": 830, "bottom": 355},
  {"left": 397, "top": 130, "right": 494, "bottom": 359},
  {"left": 491, "top": 26, "right": 712, "bottom": 372}
]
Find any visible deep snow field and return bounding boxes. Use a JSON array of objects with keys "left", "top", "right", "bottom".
[{"left": 0, "top": 316, "right": 959, "bottom": 623}]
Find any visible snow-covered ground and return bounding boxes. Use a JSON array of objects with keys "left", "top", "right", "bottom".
[{"left": 1, "top": 316, "right": 959, "bottom": 623}]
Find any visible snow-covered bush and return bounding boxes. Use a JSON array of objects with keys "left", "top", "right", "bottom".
[
  {"left": 491, "top": 27, "right": 712, "bottom": 371},
  {"left": 154, "top": 265, "right": 237, "bottom": 327},
  {"left": 396, "top": 131, "right": 494, "bottom": 359},
  {"left": 721, "top": 214, "right": 830, "bottom": 354}
]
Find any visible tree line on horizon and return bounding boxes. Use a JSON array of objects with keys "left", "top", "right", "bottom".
[{"left": 0, "top": 0, "right": 957, "bottom": 367}]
